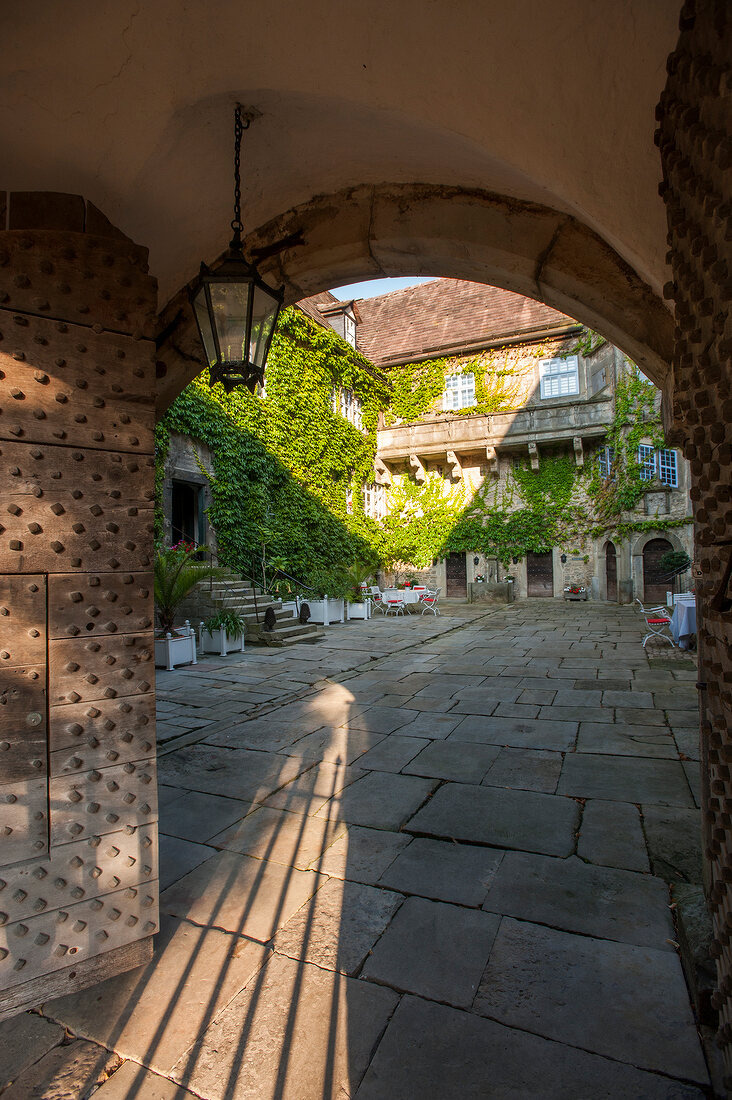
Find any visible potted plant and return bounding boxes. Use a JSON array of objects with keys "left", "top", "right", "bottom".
[
  {"left": 199, "top": 610, "right": 247, "bottom": 656},
  {"left": 344, "top": 559, "right": 374, "bottom": 620},
  {"left": 154, "top": 542, "right": 225, "bottom": 669}
]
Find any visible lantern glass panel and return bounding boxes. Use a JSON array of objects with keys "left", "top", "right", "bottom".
[
  {"left": 192, "top": 286, "right": 218, "bottom": 367},
  {"left": 209, "top": 280, "right": 254, "bottom": 364},
  {"left": 250, "top": 284, "right": 279, "bottom": 369}
]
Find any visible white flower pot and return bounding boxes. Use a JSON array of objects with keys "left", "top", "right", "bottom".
[
  {"left": 154, "top": 622, "right": 197, "bottom": 669},
  {"left": 346, "top": 600, "right": 371, "bottom": 620},
  {"left": 199, "top": 626, "right": 245, "bottom": 656},
  {"left": 306, "top": 597, "right": 345, "bottom": 625}
]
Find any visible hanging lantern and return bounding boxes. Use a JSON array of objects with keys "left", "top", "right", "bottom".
[{"left": 190, "top": 106, "right": 284, "bottom": 393}]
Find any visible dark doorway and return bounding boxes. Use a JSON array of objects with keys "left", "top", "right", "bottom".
[
  {"left": 606, "top": 542, "right": 617, "bottom": 601},
  {"left": 643, "top": 538, "right": 673, "bottom": 606},
  {"left": 445, "top": 552, "right": 467, "bottom": 597},
  {"left": 171, "top": 480, "right": 200, "bottom": 546},
  {"left": 527, "top": 551, "right": 553, "bottom": 597}
]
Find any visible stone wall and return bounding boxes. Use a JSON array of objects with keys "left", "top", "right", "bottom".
[
  {"left": 0, "top": 192, "right": 159, "bottom": 1018},
  {"left": 657, "top": 0, "right": 732, "bottom": 1082}
]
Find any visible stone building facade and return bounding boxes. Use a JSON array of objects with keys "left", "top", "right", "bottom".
[{"left": 314, "top": 279, "right": 694, "bottom": 603}]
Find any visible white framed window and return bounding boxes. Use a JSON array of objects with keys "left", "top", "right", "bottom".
[
  {"left": 333, "top": 386, "right": 363, "bottom": 430},
  {"left": 658, "top": 449, "right": 678, "bottom": 487},
  {"left": 345, "top": 487, "right": 353, "bottom": 515},
  {"left": 638, "top": 444, "right": 655, "bottom": 481},
  {"left": 443, "top": 373, "right": 476, "bottom": 411},
  {"left": 539, "top": 356, "right": 580, "bottom": 399},
  {"left": 597, "top": 446, "right": 615, "bottom": 478},
  {"left": 363, "top": 482, "right": 386, "bottom": 521},
  {"left": 343, "top": 313, "right": 356, "bottom": 348}
]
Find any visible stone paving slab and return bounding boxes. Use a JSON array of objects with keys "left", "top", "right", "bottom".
[
  {"left": 378, "top": 837, "right": 504, "bottom": 906},
  {"left": 157, "top": 744, "right": 306, "bottom": 802},
  {"left": 482, "top": 746, "right": 563, "bottom": 793},
  {"left": 0, "top": 1013, "right": 64, "bottom": 1090},
  {"left": 210, "top": 805, "right": 347, "bottom": 870},
  {"left": 576, "top": 721, "right": 679, "bottom": 758},
  {"left": 203, "top": 717, "right": 306, "bottom": 751},
  {"left": 159, "top": 789, "right": 251, "bottom": 843},
  {"left": 170, "top": 952, "right": 399, "bottom": 1100},
  {"left": 160, "top": 849, "right": 325, "bottom": 942},
  {"left": 642, "top": 804, "right": 705, "bottom": 884},
  {"left": 274, "top": 877, "right": 403, "bottom": 974},
  {"left": 354, "top": 994, "right": 705, "bottom": 1100},
  {"left": 316, "top": 771, "right": 438, "bottom": 830},
  {"left": 158, "top": 835, "right": 217, "bottom": 890},
  {"left": 577, "top": 798, "right": 650, "bottom": 872},
  {"left": 362, "top": 896, "right": 501, "bottom": 1008},
  {"left": 283, "top": 725, "right": 385, "bottom": 765},
  {"left": 262, "top": 760, "right": 364, "bottom": 815},
  {"left": 94, "top": 1061, "right": 199, "bottom": 1099},
  {"left": 0, "top": 1039, "right": 121, "bottom": 1100},
  {"left": 354, "top": 733, "right": 429, "bottom": 772},
  {"left": 474, "top": 917, "right": 709, "bottom": 1083},
  {"left": 46, "top": 917, "right": 269, "bottom": 1076},
  {"left": 673, "top": 726, "right": 701, "bottom": 760},
  {"left": 403, "top": 739, "right": 501, "bottom": 783},
  {"left": 482, "top": 851, "right": 674, "bottom": 949},
  {"left": 394, "top": 712, "right": 464, "bottom": 739},
  {"left": 314, "top": 825, "right": 411, "bottom": 883},
  {"left": 558, "top": 754, "right": 694, "bottom": 807},
  {"left": 405, "top": 782, "right": 580, "bottom": 856},
  {"left": 450, "top": 715, "right": 578, "bottom": 751}
]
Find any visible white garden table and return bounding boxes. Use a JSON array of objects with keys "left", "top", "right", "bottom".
[{"left": 671, "top": 597, "right": 697, "bottom": 649}]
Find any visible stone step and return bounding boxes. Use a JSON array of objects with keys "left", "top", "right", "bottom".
[{"left": 249, "top": 621, "right": 325, "bottom": 647}]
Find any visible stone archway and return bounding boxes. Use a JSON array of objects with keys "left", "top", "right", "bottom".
[{"left": 155, "top": 182, "right": 674, "bottom": 413}]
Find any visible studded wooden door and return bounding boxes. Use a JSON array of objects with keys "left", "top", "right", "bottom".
[
  {"left": 445, "top": 552, "right": 467, "bottom": 597},
  {"left": 527, "top": 552, "right": 553, "bottom": 597},
  {"left": 606, "top": 543, "right": 617, "bottom": 602},
  {"left": 642, "top": 538, "right": 673, "bottom": 606},
  {"left": 0, "top": 200, "right": 159, "bottom": 1020}
]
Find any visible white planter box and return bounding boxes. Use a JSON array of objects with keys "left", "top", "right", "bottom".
[
  {"left": 346, "top": 600, "right": 371, "bottom": 620},
  {"left": 154, "top": 622, "right": 197, "bottom": 669},
  {"left": 199, "top": 625, "right": 245, "bottom": 656},
  {"left": 280, "top": 600, "right": 299, "bottom": 616},
  {"left": 306, "top": 597, "right": 345, "bottom": 625}
]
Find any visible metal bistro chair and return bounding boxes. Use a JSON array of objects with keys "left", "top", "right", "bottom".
[
  {"left": 635, "top": 598, "right": 675, "bottom": 648},
  {"left": 368, "top": 586, "right": 387, "bottom": 614},
  {"left": 385, "top": 596, "right": 406, "bottom": 616},
  {"left": 420, "top": 588, "right": 441, "bottom": 616}
]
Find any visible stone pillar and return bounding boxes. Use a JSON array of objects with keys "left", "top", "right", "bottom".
[
  {"left": 0, "top": 192, "right": 159, "bottom": 1017},
  {"left": 657, "top": 0, "right": 732, "bottom": 1080}
]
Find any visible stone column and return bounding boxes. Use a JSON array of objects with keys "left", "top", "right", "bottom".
[
  {"left": 657, "top": 0, "right": 732, "bottom": 1080},
  {"left": 0, "top": 192, "right": 159, "bottom": 1017}
]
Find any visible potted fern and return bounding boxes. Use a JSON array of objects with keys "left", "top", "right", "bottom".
[
  {"left": 199, "top": 610, "right": 247, "bottom": 656},
  {"left": 154, "top": 542, "right": 225, "bottom": 669}
]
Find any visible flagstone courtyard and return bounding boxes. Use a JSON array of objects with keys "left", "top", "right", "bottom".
[{"left": 1, "top": 600, "right": 713, "bottom": 1098}]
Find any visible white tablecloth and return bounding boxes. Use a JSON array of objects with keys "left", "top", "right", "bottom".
[
  {"left": 671, "top": 599, "right": 697, "bottom": 648},
  {"left": 382, "top": 588, "right": 421, "bottom": 604}
]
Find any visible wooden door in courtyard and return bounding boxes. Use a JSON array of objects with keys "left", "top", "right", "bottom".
[
  {"left": 446, "top": 553, "right": 467, "bottom": 597},
  {"left": 527, "top": 552, "right": 553, "bottom": 597},
  {"left": 643, "top": 538, "right": 672, "bottom": 606},
  {"left": 606, "top": 542, "right": 617, "bottom": 601}
]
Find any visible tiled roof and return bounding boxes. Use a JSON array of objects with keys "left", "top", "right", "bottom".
[
  {"left": 296, "top": 290, "right": 340, "bottom": 328},
  {"left": 354, "top": 279, "right": 575, "bottom": 366}
]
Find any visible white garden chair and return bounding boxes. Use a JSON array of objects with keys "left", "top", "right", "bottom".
[
  {"left": 635, "top": 598, "right": 674, "bottom": 647},
  {"left": 385, "top": 596, "right": 406, "bottom": 616},
  {"left": 420, "top": 588, "right": 441, "bottom": 616}
]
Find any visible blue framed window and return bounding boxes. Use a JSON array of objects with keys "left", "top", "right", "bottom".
[
  {"left": 539, "top": 356, "right": 579, "bottom": 399},
  {"left": 658, "top": 449, "right": 678, "bottom": 487},
  {"left": 638, "top": 444, "right": 655, "bottom": 481},
  {"left": 597, "top": 446, "right": 615, "bottom": 478}
]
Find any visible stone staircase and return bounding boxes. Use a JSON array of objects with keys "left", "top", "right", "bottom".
[{"left": 177, "top": 572, "right": 326, "bottom": 648}]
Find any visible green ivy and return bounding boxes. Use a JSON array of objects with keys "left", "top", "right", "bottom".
[{"left": 156, "top": 308, "right": 390, "bottom": 586}]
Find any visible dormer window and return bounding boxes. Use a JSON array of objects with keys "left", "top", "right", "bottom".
[
  {"left": 443, "top": 373, "right": 476, "bottom": 411},
  {"left": 318, "top": 301, "right": 359, "bottom": 348}
]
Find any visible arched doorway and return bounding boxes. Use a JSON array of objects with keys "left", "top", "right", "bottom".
[
  {"left": 643, "top": 538, "right": 672, "bottom": 606},
  {"left": 606, "top": 542, "right": 617, "bottom": 602}
]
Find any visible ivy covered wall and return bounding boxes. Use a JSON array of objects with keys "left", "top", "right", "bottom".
[{"left": 156, "top": 307, "right": 389, "bottom": 587}]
